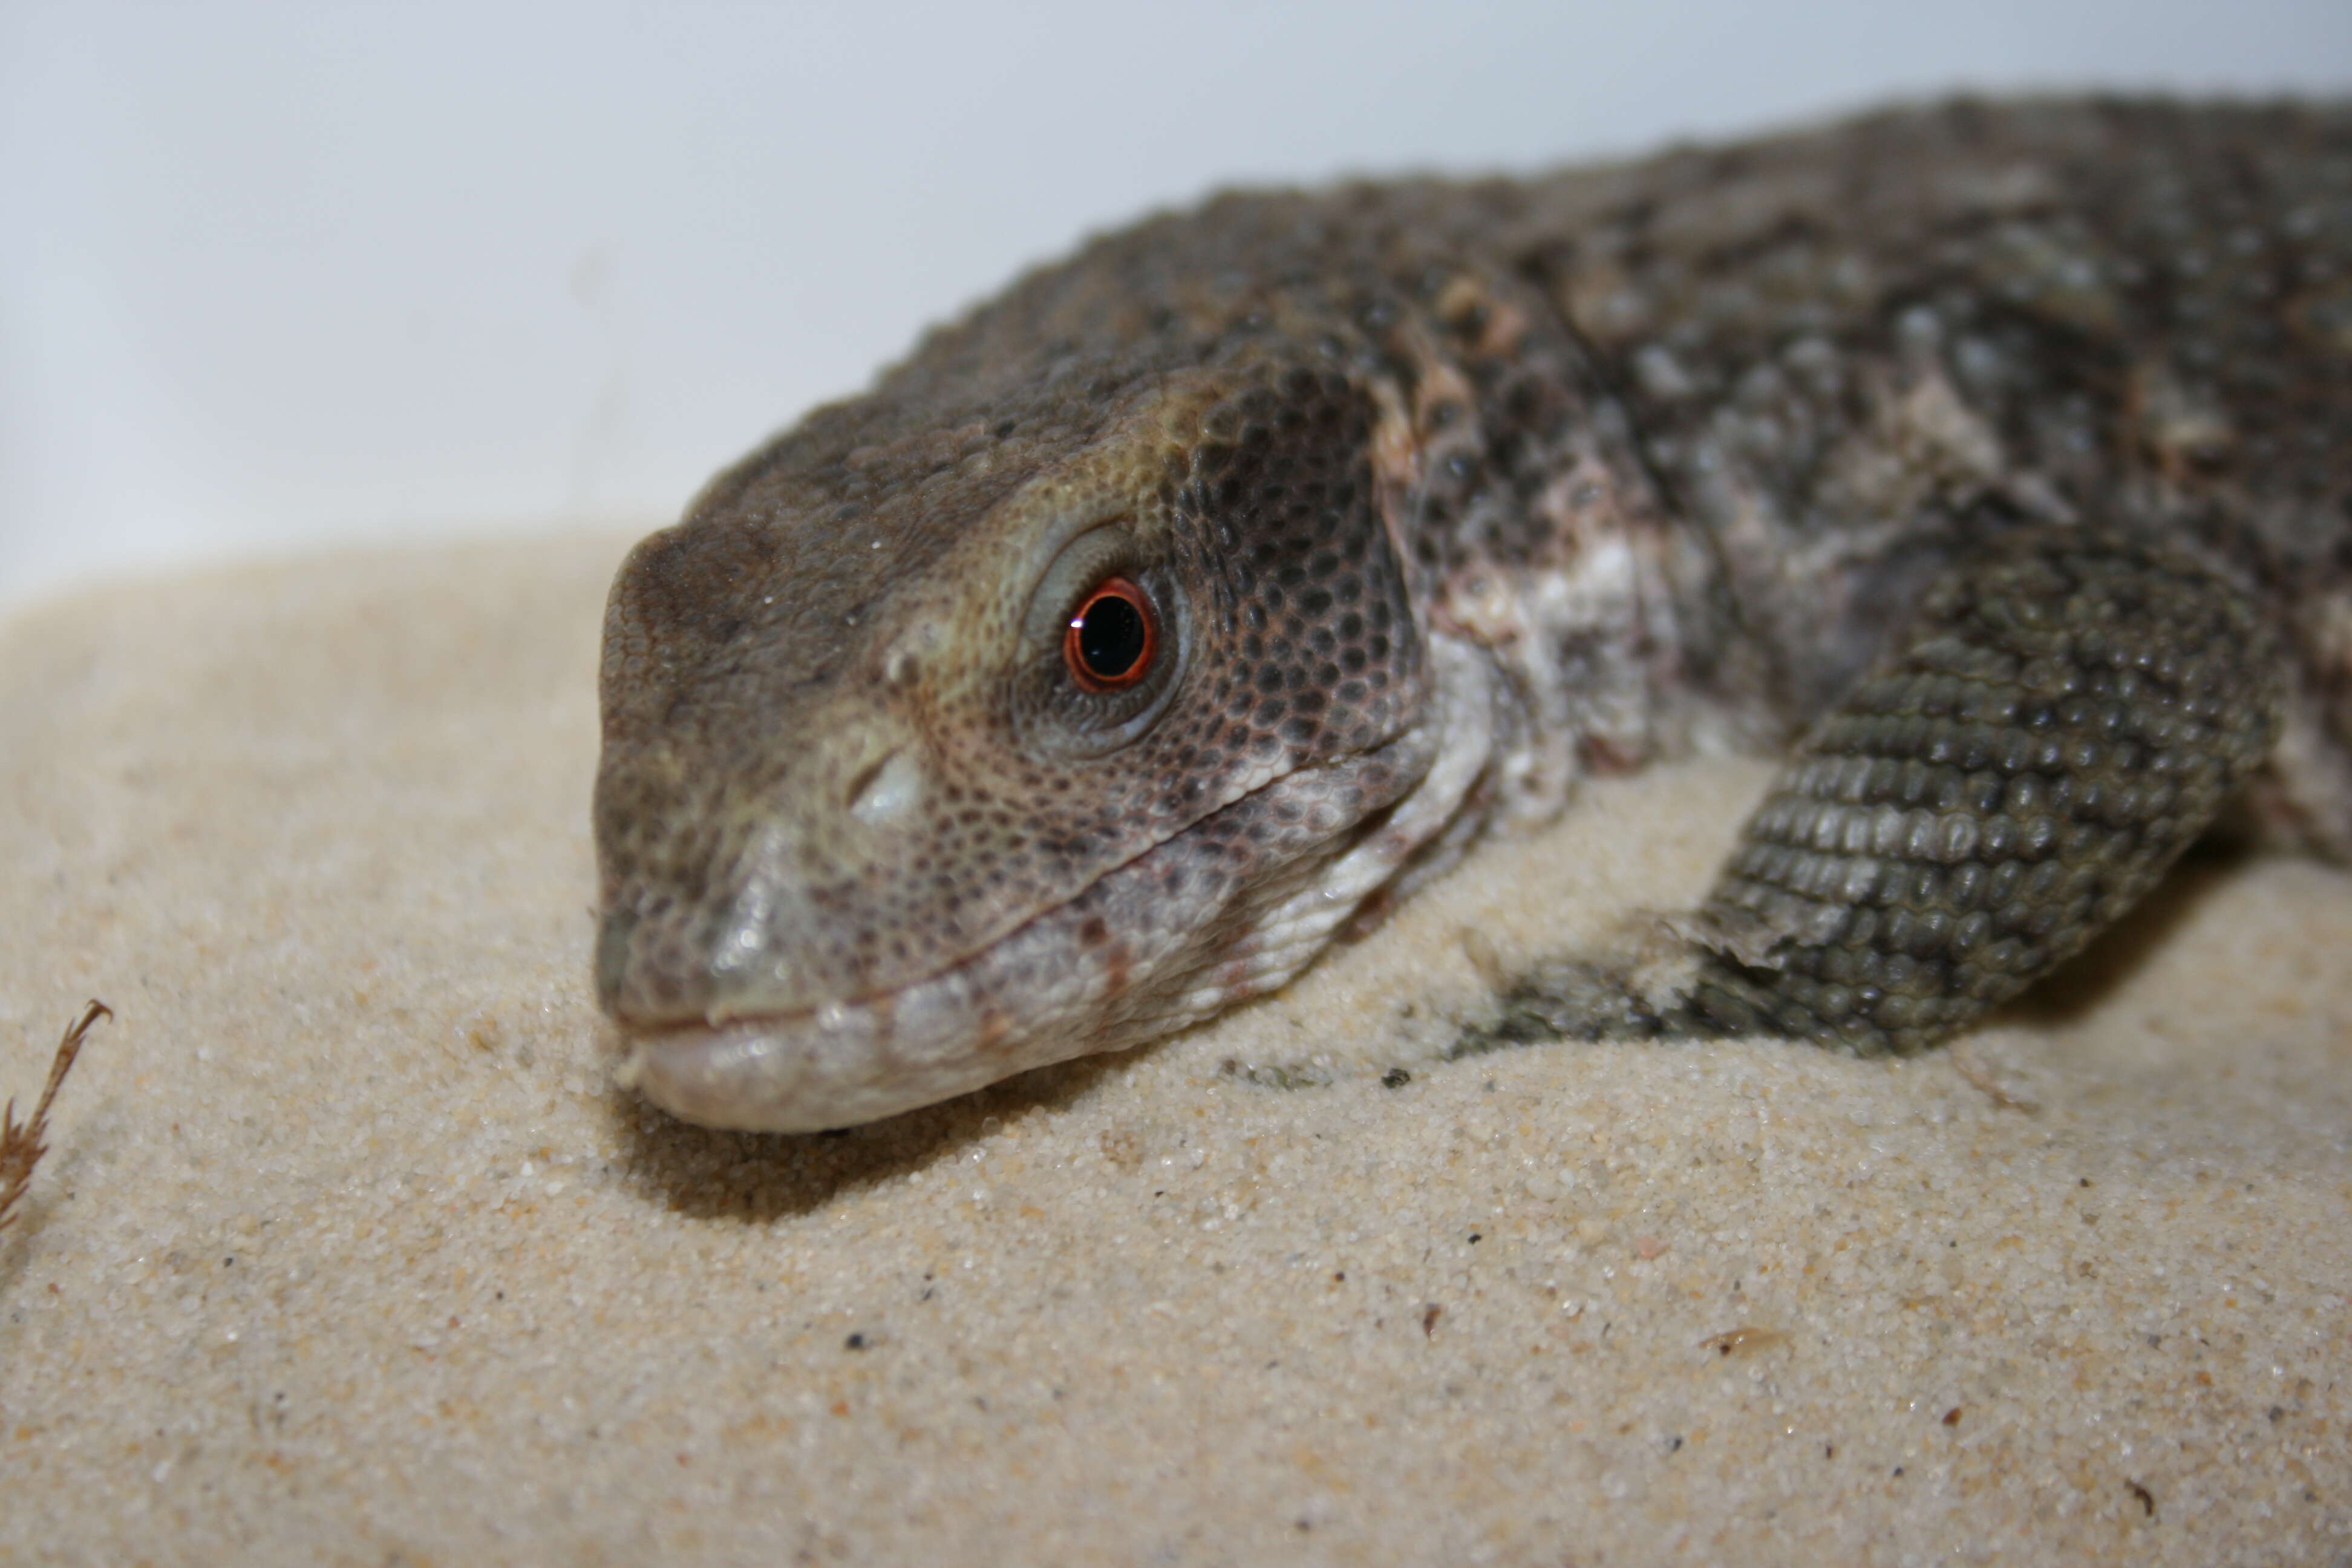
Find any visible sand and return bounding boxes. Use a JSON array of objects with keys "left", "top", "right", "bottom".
[{"left": 2, "top": 531, "right": 2348, "bottom": 1566}]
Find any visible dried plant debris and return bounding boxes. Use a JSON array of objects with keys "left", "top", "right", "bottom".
[{"left": 0, "top": 1000, "right": 109, "bottom": 1240}]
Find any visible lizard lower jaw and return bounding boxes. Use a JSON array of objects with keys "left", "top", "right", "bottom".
[
  {"left": 609, "top": 729, "right": 1448, "bottom": 1132},
  {"left": 610, "top": 842, "right": 1191, "bottom": 1132},
  {"left": 615, "top": 1007, "right": 1013, "bottom": 1133},
  {"left": 609, "top": 809, "right": 1217, "bottom": 1128}
]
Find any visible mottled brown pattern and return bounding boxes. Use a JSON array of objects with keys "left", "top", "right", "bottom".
[{"left": 595, "top": 98, "right": 2352, "bottom": 1130}]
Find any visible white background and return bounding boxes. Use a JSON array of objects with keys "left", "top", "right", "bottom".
[{"left": 4, "top": 0, "right": 2348, "bottom": 607}]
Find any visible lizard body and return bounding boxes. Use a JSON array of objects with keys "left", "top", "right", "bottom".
[{"left": 594, "top": 99, "right": 2352, "bottom": 1131}]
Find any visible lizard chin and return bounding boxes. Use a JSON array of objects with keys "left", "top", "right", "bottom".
[{"left": 613, "top": 636, "right": 1501, "bottom": 1133}]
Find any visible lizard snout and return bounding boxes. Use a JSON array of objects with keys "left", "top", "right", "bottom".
[{"left": 593, "top": 710, "right": 973, "bottom": 1030}]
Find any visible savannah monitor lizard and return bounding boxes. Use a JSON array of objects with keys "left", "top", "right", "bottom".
[{"left": 592, "top": 98, "right": 2352, "bottom": 1132}]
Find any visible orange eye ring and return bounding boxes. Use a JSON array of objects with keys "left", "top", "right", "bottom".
[{"left": 1063, "top": 576, "right": 1157, "bottom": 693}]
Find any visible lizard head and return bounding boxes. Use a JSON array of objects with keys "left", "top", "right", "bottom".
[{"left": 593, "top": 347, "right": 1458, "bottom": 1130}]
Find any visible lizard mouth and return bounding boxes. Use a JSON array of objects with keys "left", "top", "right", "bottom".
[
  {"left": 612, "top": 737, "right": 1428, "bottom": 1132},
  {"left": 612, "top": 828, "right": 1233, "bottom": 1132}
]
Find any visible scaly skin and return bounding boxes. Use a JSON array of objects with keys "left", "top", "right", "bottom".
[{"left": 593, "top": 99, "right": 2352, "bottom": 1132}]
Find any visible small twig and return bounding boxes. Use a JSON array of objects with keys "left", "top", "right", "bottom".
[
  {"left": 1950, "top": 1035, "right": 2042, "bottom": 1114},
  {"left": 0, "top": 999, "right": 109, "bottom": 1238}
]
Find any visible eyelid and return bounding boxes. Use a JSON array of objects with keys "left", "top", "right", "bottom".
[
  {"left": 1015, "top": 520, "right": 1189, "bottom": 757},
  {"left": 1020, "top": 520, "right": 1137, "bottom": 652}
]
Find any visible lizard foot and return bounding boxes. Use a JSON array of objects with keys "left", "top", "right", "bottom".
[{"left": 1462, "top": 529, "right": 2288, "bottom": 1059}]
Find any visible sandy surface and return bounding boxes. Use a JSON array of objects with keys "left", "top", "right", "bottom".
[{"left": 2, "top": 532, "right": 2349, "bottom": 1566}]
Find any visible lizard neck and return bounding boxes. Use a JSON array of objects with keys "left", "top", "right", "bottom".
[{"left": 1356, "top": 249, "right": 1761, "bottom": 835}]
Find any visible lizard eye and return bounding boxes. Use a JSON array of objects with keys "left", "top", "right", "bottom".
[
  {"left": 1063, "top": 577, "right": 1157, "bottom": 692},
  {"left": 1018, "top": 526, "right": 1184, "bottom": 757}
]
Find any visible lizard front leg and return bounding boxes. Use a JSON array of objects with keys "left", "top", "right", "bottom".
[{"left": 1485, "top": 529, "right": 2287, "bottom": 1056}]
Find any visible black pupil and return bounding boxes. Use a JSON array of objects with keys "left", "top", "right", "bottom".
[{"left": 1078, "top": 594, "right": 1146, "bottom": 679}]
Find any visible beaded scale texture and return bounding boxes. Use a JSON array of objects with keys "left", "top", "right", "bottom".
[{"left": 591, "top": 99, "right": 2352, "bottom": 1131}]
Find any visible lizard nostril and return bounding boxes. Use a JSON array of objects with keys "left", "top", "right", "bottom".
[{"left": 847, "top": 748, "right": 926, "bottom": 827}]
